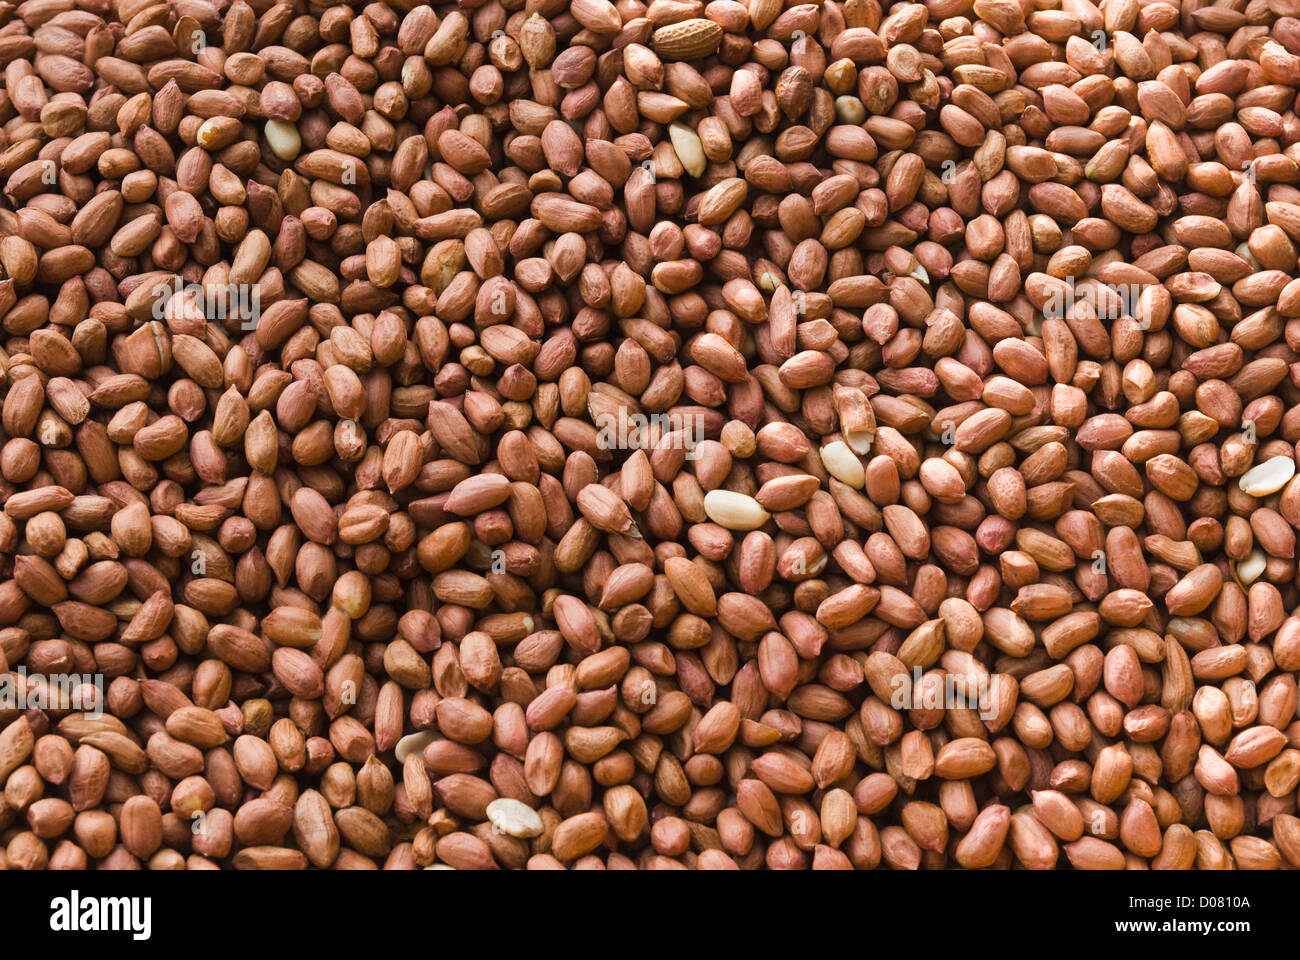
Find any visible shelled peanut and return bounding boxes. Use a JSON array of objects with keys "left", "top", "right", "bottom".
[{"left": 0, "top": 0, "right": 1300, "bottom": 871}]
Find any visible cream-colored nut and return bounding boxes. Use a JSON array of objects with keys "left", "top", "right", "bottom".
[
  {"left": 820, "top": 440, "right": 865, "bottom": 488},
  {"left": 424, "top": 864, "right": 456, "bottom": 870},
  {"left": 395, "top": 730, "right": 439, "bottom": 764},
  {"left": 265, "top": 119, "right": 302, "bottom": 161},
  {"left": 1234, "top": 549, "right": 1266, "bottom": 588},
  {"left": 668, "top": 122, "right": 706, "bottom": 178},
  {"left": 196, "top": 119, "right": 224, "bottom": 148},
  {"left": 703, "top": 490, "right": 770, "bottom": 530},
  {"left": 1235, "top": 242, "right": 1260, "bottom": 271},
  {"left": 845, "top": 431, "right": 874, "bottom": 455},
  {"left": 834, "top": 96, "right": 866, "bottom": 124},
  {"left": 1238, "top": 455, "right": 1295, "bottom": 497},
  {"left": 486, "top": 798, "right": 544, "bottom": 838}
]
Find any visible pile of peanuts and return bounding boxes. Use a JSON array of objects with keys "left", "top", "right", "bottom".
[{"left": 2, "top": 0, "right": 1300, "bottom": 870}]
